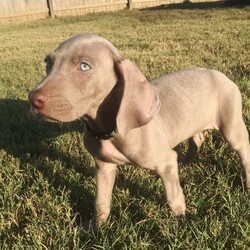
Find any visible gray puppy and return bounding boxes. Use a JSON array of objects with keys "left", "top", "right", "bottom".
[{"left": 29, "top": 34, "right": 250, "bottom": 226}]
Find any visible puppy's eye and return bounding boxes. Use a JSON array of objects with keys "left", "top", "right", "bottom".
[
  {"left": 80, "top": 62, "right": 91, "bottom": 71},
  {"left": 45, "top": 57, "right": 53, "bottom": 74}
]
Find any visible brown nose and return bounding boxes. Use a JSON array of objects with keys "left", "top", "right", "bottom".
[{"left": 28, "top": 90, "right": 48, "bottom": 109}]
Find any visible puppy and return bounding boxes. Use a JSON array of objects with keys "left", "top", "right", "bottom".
[{"left": 29, "top": 34, "right": 250, "bottom": 226}]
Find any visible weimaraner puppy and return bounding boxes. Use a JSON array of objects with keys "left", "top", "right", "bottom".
[{"left": 29, "top": 34, "right": 250, "bottom": 227}]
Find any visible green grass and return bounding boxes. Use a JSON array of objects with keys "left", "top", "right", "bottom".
[{"left": 0, "top": 2, "right": 250, "bottom": 249}]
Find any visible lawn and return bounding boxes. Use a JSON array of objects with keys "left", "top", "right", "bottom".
[{"left": 0, "top": 2, "right": 250, "bottom": 249}]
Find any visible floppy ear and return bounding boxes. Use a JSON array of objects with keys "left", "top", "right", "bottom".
[{"left": 115, "top": 59, "right": 161, "bottom": 136}]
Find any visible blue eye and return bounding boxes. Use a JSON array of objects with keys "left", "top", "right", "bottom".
[{"left": 80, "top": 62, "right": 90, "bottom": 71}]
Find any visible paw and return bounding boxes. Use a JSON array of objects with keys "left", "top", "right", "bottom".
[{"left": 177, "top": 214, "right": 188, "bottom": 224}]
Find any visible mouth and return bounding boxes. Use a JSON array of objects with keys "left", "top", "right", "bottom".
[
  {"left": 29, "top": 100, "right": 80, "bottom": 123},
  {"left": 43, "top": 115, "right": 62, "bottom": 123},
  {"left": 30, "top": 105, "right": 62, "bottom": 123}
]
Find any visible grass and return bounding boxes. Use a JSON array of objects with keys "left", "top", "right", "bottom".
[{"left": 0, "top": 2, "right": 250, "bottom": 249}]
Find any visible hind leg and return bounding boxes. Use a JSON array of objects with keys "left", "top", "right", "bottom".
[
  {"left": 222, "top": 120, "right": 250, "bottom": 193},
  {"left": 183, "top": 132, "right": 205, "bottom": 164}
]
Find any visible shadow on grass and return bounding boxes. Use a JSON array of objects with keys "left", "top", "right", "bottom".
[
  {"left": 141, "top": 0, "right": 249, "bottom": 11},
  {"left": 0, "top": 98, "right": 94, "bottom": 221}
]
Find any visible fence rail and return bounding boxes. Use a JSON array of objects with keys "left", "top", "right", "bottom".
[{"left": 0, "top": 0, "right": 219, "bottom": 24}]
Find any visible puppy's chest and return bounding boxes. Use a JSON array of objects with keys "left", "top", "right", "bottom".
[
  {"left": 85, "top": 136, "right": 130, "bottom": 164},
  {"left": 95, "top": 137, "right": 161, "bottom": 169}
]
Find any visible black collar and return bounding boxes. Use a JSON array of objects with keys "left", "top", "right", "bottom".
[{"left": 84, "top": 121, "right": 118, "bottom": 140}]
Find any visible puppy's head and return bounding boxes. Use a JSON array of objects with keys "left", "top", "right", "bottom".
[{"left": 28, "top": 34, "right": 122, "bottom": 123}]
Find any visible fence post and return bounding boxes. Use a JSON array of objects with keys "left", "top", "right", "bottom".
[
  {"left": 47, "top": 0, "right": 54, "bottom": 18},
  {"left": 128, "top": 0, "right": 133, "bottom": 9}
]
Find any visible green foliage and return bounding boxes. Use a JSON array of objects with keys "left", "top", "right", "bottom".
[{"left": 0, "top": 4, "right": 250, "bottom": 249}]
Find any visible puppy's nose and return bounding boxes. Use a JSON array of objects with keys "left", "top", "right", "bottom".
[{"left": 28, "top": 90, "right": 48, "bottom": 109}]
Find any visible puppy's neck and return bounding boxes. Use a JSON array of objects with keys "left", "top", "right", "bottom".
[{"left": 84, "top": 84, "right": 121, "bottom": 139}]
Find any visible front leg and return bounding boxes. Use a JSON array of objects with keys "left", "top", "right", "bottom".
[
  {"left": 156, "top": 150, "right": 186, "bottom": 218},
  {"left": 93, "top": 159, "right": 117, "bottom": 227}
]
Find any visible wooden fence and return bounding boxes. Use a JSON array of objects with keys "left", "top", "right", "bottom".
[
  {"left": 0, "top": 0, "right": 220, "bottom": 24},
  {"left": 0, "top": 0, "right": 48, "bottom": 24}
]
